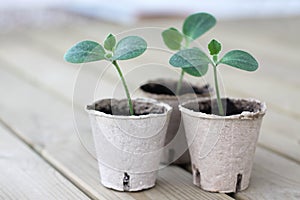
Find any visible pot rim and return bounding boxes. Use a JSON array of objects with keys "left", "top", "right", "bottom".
[
  {"left": 179, "top": 97, "right": 267, "bottom": 120},
  {"left": 86, "top": 98, "right": 172, "bottom": 119},
  {"left": 139, "top": 78, "right": 211, "bottom": 100}
]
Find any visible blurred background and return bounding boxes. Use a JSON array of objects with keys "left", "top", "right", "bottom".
[{"left": 1, "top": 0, "right": 300, "bottom": 28}]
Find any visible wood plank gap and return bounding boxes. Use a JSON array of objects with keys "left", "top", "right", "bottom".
[
  {"left": 257, "top": 143, "right": 300, "bottom": 165},
  {"left": 0, "top": 117, "right": 97, "bottom": 200},
  {"left": 0, "top": 57, "right": 73, "bottom": 108}
]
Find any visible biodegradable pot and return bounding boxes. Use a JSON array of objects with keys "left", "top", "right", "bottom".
[
  {"left": 179, "top": 98, "right": 266, "bottom": 193},
  {"left": 86, "top": 98, "right": 172, "bottom": 192},
  {"left": 137, "top": 79, "right": 211, "bottom": 165}
]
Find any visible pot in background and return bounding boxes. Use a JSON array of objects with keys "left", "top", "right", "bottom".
[{"left": 137, "top": 79, "right": 211, "bottom": 165}]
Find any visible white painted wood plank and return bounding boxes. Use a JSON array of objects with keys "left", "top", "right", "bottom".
[
  {"left": 0, "top": 125, "right": 90, "bottom": 200},
  {"left": 235, "top": 147, "right": 300, "bottom": 200},
  {"left": 0, "top": 33, "right": 114, "bottom": 106}
]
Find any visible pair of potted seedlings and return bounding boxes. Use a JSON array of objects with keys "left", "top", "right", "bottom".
[{"left": 65, "top": 13, "right": 266, "bottom": 193}]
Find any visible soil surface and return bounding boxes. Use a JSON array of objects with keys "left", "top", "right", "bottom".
[
  {"left": 183, "top": 98, "right": 262, "bottom": 116},
  {"left": 87, "top": 99, "right": 166, "bottom": 116},
  {"left": 140, "top": 79, "right": 210, "bottom": 96}
]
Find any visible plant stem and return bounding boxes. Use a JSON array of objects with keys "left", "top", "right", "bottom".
[
  {"left": 213, "top": 64, "right": 224, "bottom": 116},
  {"left": 184, "top": 36, "right": 191, "bottom": 48},
  {"left": 175, "top": 36, "right": 191, "bottom": 96},
  {"left": 112, "top": 60, "right": 134, "bottom": 115},
  {"left": 175, "top": 69, "right": 185, "bottom": 95}
]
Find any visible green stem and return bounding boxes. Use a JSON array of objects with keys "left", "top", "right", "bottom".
[
  {"left": 174, "top": 36, "right": 191, "bottom": 96},
  {"left": 175, "top": 69, "right": 185, "bottom": 95},
  {"left": 213, "top": 64, "right": 224, "bottom": 116},
  {"left": 112, "top": 60, "right": 134, "bottom": 115},
  {"left": 184, "top": 36, "right": 191, "bottom": 48}
]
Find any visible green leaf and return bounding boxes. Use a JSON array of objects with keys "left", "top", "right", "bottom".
[
  {"left": 219, "top": 50, "right": 259, "bottom": 71},
  {"left": 112, "top": 36, "right": 147, "bottom": 60},
  {"left": 169, "top": 47, "right": 210, "bottom": 68},
  {"left": 104, "top": 34, "right": 116, "bottom": 51},
  {"left": 169, "top": 47, "right": 210, "bottom": 77},
  {"left": 64, "top": 41, "right": 106, "bottom": 63},
  {"left": 208, "top": 39, "right": 221, "bottom": 55},
  {"left": 183, "top": 66, "right": 208, "bottom": 77},
  {"left": 182, "top": 12, "right": 216, "bottom": 41},
  {"left": 162, "top": 27, "right": 183, "bottom": 50}
]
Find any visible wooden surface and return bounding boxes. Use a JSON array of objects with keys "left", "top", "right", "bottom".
[
  {"left": 0, "top": 125, "right": 89, "bottom": 200},
  {"left": 0, "top": 13, "right": 299, "bottom": 199}
]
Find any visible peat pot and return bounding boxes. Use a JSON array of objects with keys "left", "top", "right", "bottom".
[
  {"left": 179, "top": 98, "right": 266, "bottom": 193},
  {"left": 137, "top": 79, "right": 211, "bottom": 165},
  {"left": 86, "top": 98, "right": 172, "bottom": 191}
]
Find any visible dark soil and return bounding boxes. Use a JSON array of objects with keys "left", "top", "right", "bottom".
[
  {"left": 183, "top": 98, "right": 262, "bottom": 116},
  {"left": 87, "top": 99, "right": 166, "bottom": 116},
  {"left": 140, "top": 79, "right": 210, "bottom": 96}
]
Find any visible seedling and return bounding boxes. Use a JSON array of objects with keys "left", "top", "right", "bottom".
[
  {"left": 169, "top": 39, "right": 258, "bottom": 116},
  {"left": 64, "top": 34, "right": 147, "bottom": 115},
  {"left": 162, "top": 12, "right": 216, "bottom": 95}
]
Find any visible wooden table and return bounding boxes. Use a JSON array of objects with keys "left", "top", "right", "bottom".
[{"left": 0, "top": 13, "right": 299, "bottom": 199}]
